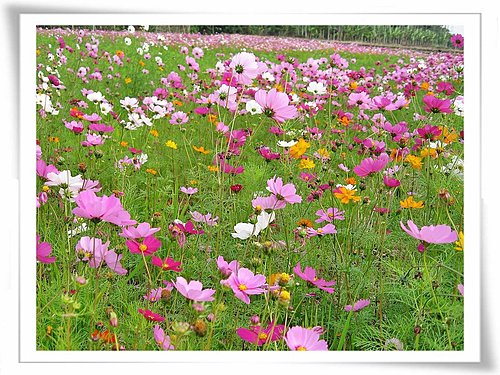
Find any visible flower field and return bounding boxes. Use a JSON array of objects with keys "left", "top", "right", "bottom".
[{"left": 35, "top": 26, "right": 464, "bottom": 351}]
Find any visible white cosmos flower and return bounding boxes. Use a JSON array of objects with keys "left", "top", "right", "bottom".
[
  {"left": 231, "top": 211, "right": 275, "bottom": 240},
  {"left": 307, "top": 81, "right": 327, "bottom": 95},
  {"left": 277, "top": 140, "right": 298, "bottom": 148},
  {"left": 245, "top": 100, "right": 262, "bottom": 115},
  {"left": 128, "top": 25, "right": 135, "bottom": 33},
  {"left": 124, "top": 37, "right": 132, "bottom": 46},
  {"left": 100, "top": 102, "right": 112, "bottom": 115},
  {"left": 261, "top": 71, "right": 275, "bottom": 82},
  {"left": 46, "top": 170, "right": 84, "bottom": 191},
  {"left": 87, "top": 91, "right": 104, "bottom": 103}
]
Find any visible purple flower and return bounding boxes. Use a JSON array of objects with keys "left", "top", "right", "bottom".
[
  {"left": 180, "top": 186, "right": 198, "bottom": 195},
  {"left": 315, "top": 207, "right": 345, "bottom": 223},
  {"left": 345, "top": 299, "right": 370, "bottom": 312}
]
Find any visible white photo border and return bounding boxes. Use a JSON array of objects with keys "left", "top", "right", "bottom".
[{"left": 20, "top": 12, "right": 481, "bottom": 363}]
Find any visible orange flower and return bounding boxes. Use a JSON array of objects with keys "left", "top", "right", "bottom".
[
  {"left": 116, "top": 50, "right": 124, "bottom": 58},
  {"left": 139, "top": 60, "right": 145, "bottom": 67},
  {"left": 420, "top": 82, "right": 430, "bottom": 91},
  {"left": 120, "top": 141, "right": 129, "bottom": 147},
  {"left": 150, "top": 129, "right": 159, "bottom": 137},
  {"left": 297, "top": 218, "right": 313, "bottom": 228},
  {"left": 345, "top": 177, "right": 357, "bottom": 185},
  {"left": 339, "top": 116, "right": 350, "bottom": 127},
  {"left": 146, "top": 168, "right": 158, "bottom": 176},
  {"left": 349, "top": 81, "right": 358, "bottom": 90},
  {"left": 172, "top": 100, "right": 183, "bottom": 107},
  {"left": 400, "top": 196, "right": 424, "bottom": 209},
  {"left": 420, "top": 148, "right": 438, "bottom": 159},
  {"left": 207, "top": 114, "right": 217, "bottom": 123},
  {"left": 405, "top": 155, "right": 423, "bottom": 170},
  {"left": 207, "top": 165, "right": 218, "bottom": 172},
  {"left": 193, "top": 145, "right": 210, "bottom": 154},
  {"left": 334, "top": 187, "right": 361, "bottom": 204}
]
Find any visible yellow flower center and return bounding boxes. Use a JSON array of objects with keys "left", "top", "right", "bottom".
[
  {"left": 258, "top": 332, "right": 268, "bottom": 340},
  {"left": 296, "top": 346, "right": 307, "bottom": 351},
  {"left": 42, "top": 185, "right": 50, "bottom": 192},
  {"left": 317, "top": 229, "right": 323, "bottom": 234},
  {"left": 238, "top": 284, "right": 248, "bottom": 291},
  {"left": 139, "top": 244, "right": 148, "bottom": 252}
]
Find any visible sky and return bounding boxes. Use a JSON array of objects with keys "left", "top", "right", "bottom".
[{"left": 446, "top": 25, "right": 465, "bottom": 35}]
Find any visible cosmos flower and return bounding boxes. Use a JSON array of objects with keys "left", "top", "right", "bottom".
[
  {"left": 266, "top": 176, "right": 302, "bottom": 207},
  {"left": 345, "top": 299, "right": 370, "bottom": 312},
  {"left": 75, "top": 236, "right": 127, "bottom": 275},
  {"left": 293, "top": 263, "right": 336, "bottom": 293},
  {"left": 72, "top": 190, "right": 136, "bottom": 226},
  {"left": 153, "top": 325, "right": 175, "bottom": 350},
  {"left": 151, "top": 256, "right": 182, "bottom": 272},
  {"left": 284, "top": 326, "right": 328, "bottom": 351},
  {"left": 236, "top": 321, "right": 285, "bottom": 346},
  {"left": 36, "top": 235, "right": 56, "bottom": 264},
  {"left": 422, "top": 95, "right": 453, "bottom": 114},
  {"left": 315, "top": 208, "right": 345, "bottom": 223},
  {"left": 227, "top": 267, "right": 267, "bottom": 304},
  {"left": 353, "top": 153, "right": 390, "bottom": 177},
  {"left": 230, "top": 52, "right": 259, "bottom": 85},
  {"left": 254, "top": 88, "right": 298, "bottom": 123},
  {"left": 400, "top": 220, "right": 458, "bottom": 252},
  {"left": 126, "top": 235, "right": 161, "bottom": 256},
  {"left": 138, "top": 308, "right": 165, "bottom": 322},
  {"left": 119, "top": 222, "right": 160, "bottom": 240},
  {"left": 172, "top": 276, "right": 216, "bottom": 302}
]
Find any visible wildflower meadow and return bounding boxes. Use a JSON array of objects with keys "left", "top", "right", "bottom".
[{"left": 35, "top": 25, "right": 465, "bottom": 352}]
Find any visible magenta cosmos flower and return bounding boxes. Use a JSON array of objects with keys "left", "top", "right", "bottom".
[
  {"left": 383, "top": 175, "right": 401, "bottom": 188},
  {"left": 284, "top": 326, "right": 328, "bottom": 351},
  {"left": 353, "top": 153, "right": 390, "bottom": 177},
  {"left": 227, "top": 267, "right": 267, "bottom": 304},
  {"left": 306, "top": 223, "right": 337, "bottom": 238},
  {"left": 36, "top": 235, "right": 56, "bottom": 264},
  {"left": 173, "top": 276, "right": 215, "bottom": 302},
  {"left": 151, "top": 256, "right": 182, "bottom": 272},
  {"left": 119, "top": 222, "right": 160, "bottom": 239},
  {"left": 236, "top": 321, "right": 285, "bottom": 346},
  {"left": 293, "top": 263, "right": 336, "bottom": 293},
  {"left": 230, "top": 51, "right": 259, "bottom": 85},
  {"left": 400, "top": 220, "right": 458, "bottom": 252},
  {"left": 451, "top": 33, "right": 464, "bottom": 48},
  {"left": 138, "top": 308, "right": 165, "bottom": 322},
  {"left": 126, "top": 235, "right": 161, "bottom": 256},
  {"left": 422, "top": 95, "right": 453, "bottom": 114},
  {"left": 266, "top": 176, "right": 302, "bottom": 208},
  {"left": 216, "top": 255, "right": 240, "bottom": 277},
  {"left": 254, "top": 88, "right": 298, "bottom": 123},
  {"left": 72, "top": 190, "right": 136, "bottom": 226}
]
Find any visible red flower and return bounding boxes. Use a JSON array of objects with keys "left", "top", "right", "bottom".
[
  {"left": 230, "top": 184, "right": 243, "bottom": 193},
  {"left": 138, "top": 308, "right": 165, "bottom": 322}
]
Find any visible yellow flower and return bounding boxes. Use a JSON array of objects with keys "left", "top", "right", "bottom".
[
  {"left": 420, "top": 148, "right": 438, "bottom": 159},
  {"left": 400, "top": 196, "right": 424, "bottom": 209},
  {"left": 124, "top": 77, "right": 132, "bottom": 84},
  {"left": 406, "top": 155, "right": 423, "bottom": 170},
  {"left": 165, "top": 140, "right": 177, "bottom": 149},
  {"left": 207, "top": 165, "right": 218, "bottom": 172},
  {"left": 36, "top": 49, "right": 41, "bottom": 56},
  {"left": 146, "top": 168, "right": 158, "bottom": 176},
  {"left": 439, "top": 126, "right": 458, "bottom": 145},
  {"left": 150, "top": 129, "right": 159, "bottom": 137},
  {"left": 120, "top": 141, "right": 129, "bottom": 147},
  {"left": 48, "top": 136, "right": 59, "bottom": 143},
  {"left": 299, "top": 158, "right": 315, "bottom": 169},
  {"left": 455, "top": 231, "right": 464, "bottom": 251},
  {"left": 317, "top": 148, "right": 330, "bottom": 159},
  {"left": 289, "top": 138, "right": 310, "bottom": 159},
  {"left": 193, "top": 145, "right": 210, "bottom": 154},
  {"left": 349, "top": 81, "right": 358, "bottom": 90},
  {"left": 339, "top": 116, "right": 351, "bottom": 127},
  {"left": 421, "top": 81, "right": 430, "bottom": 91},
  {"left": 190, "top": 180, "right": 197, "bottom": 185},
  {"left": 334, "top": 186, "right": 361, "bottom": 204},
  {"left": 273, "top": 84, "right": 284, "bottom": 92},
  {"left": 139, "top": 60, "right": 145, "bottom": 67}
]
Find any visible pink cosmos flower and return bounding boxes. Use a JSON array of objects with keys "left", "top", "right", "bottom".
[
  {"left": 36, "top": 159, "right": 59, "bottom": 179},
  {"left": 89, "top": 123, "right": 114, "bottom": 133},
  {"left": 348, "top": 91, "right": 371, "bottom": 109},
  {"left": 353, "top": 153, "right": 390, "bottom": 177},
  {"left": 169, "top": 111, "right": 189, "bottom": 125},
  {"left": 190, "top": 211, "right": 218, "bottom": 226},
  {"left": 251, "top": 195, "right": 281, "bottom": 211},
  {"left": 138, "top": 308, "right": 165, "bottom": 322},
  {"left": 216, "top": 255, "right": 240, "bottom": 277},
  {"left": 227, "top": 267, "right": 267, "bottom": 304},
  {"left": 457, "top": 284, "right": 464, "bottom": 297},
  {"left": 236, "top": 321, "right": 285, "bottom": 346},
  {"left": 36, "top": 235, "right": 56, "bottom": 264},
  {"left": 173, "top": 276, "right": 216, "bottom": 302},
  {"left": 306, "top": 223, "right": 337, "bottom": 238},
  {"left": 451, "top": 33, "right": 464, "bottom": 48},
  {"left": 417, "top": 124, "right": 442, "bottom": 140},
  {"left": 119, "top": 222, "right": 160, "bottom": 240},
  {"left": 254, "top": 88, "right": 298, "bottom": 123},
  {"left": 143, "top": 287, "right": 167, "bottom": 303},
  {"left": 293, "top": 263, "right": 336, "bottom": 294},
  {"left": 400, "top": 220, "right": 458, "bottom": 252},
  {"left": 64, "top": 120, "right": 84, "bottom": 134},
  {"left": 151, "top": 256, "right": 182, "bottom": 272},
  {"left": 153, "top": 325, "right": 175, "bottom": 350},
  {"left": 180, "top": 186, "right": 198, "bottom": 195},
  {"left": 126, "top": 235, "right": 161, "bottom": 256},
  {"left": 284, "top": 326, "right": 328, "bottom": 351},
  {"left": 266, "top": 176, "right": 302, "bottom": 208},
  {"left": 75, "top": 236, "right": 127, "bottom": 275},
  {"left": 229, "top": 52, "right": 259, "bottom": 85},
  {"left": 81, "top": 133, "right": 104, "bottom": 147},
  {"left": 315, "top": 207, "right": 345, "bottom": 223},
  {"left": 345, "top": 299, "right": 370, "bottom": 312},
  {"left": 72, "top": 190, "right": 136, "bottom": 226},
  {"left": 422, "top": 95, "right": 453, "bottom": 114}
]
